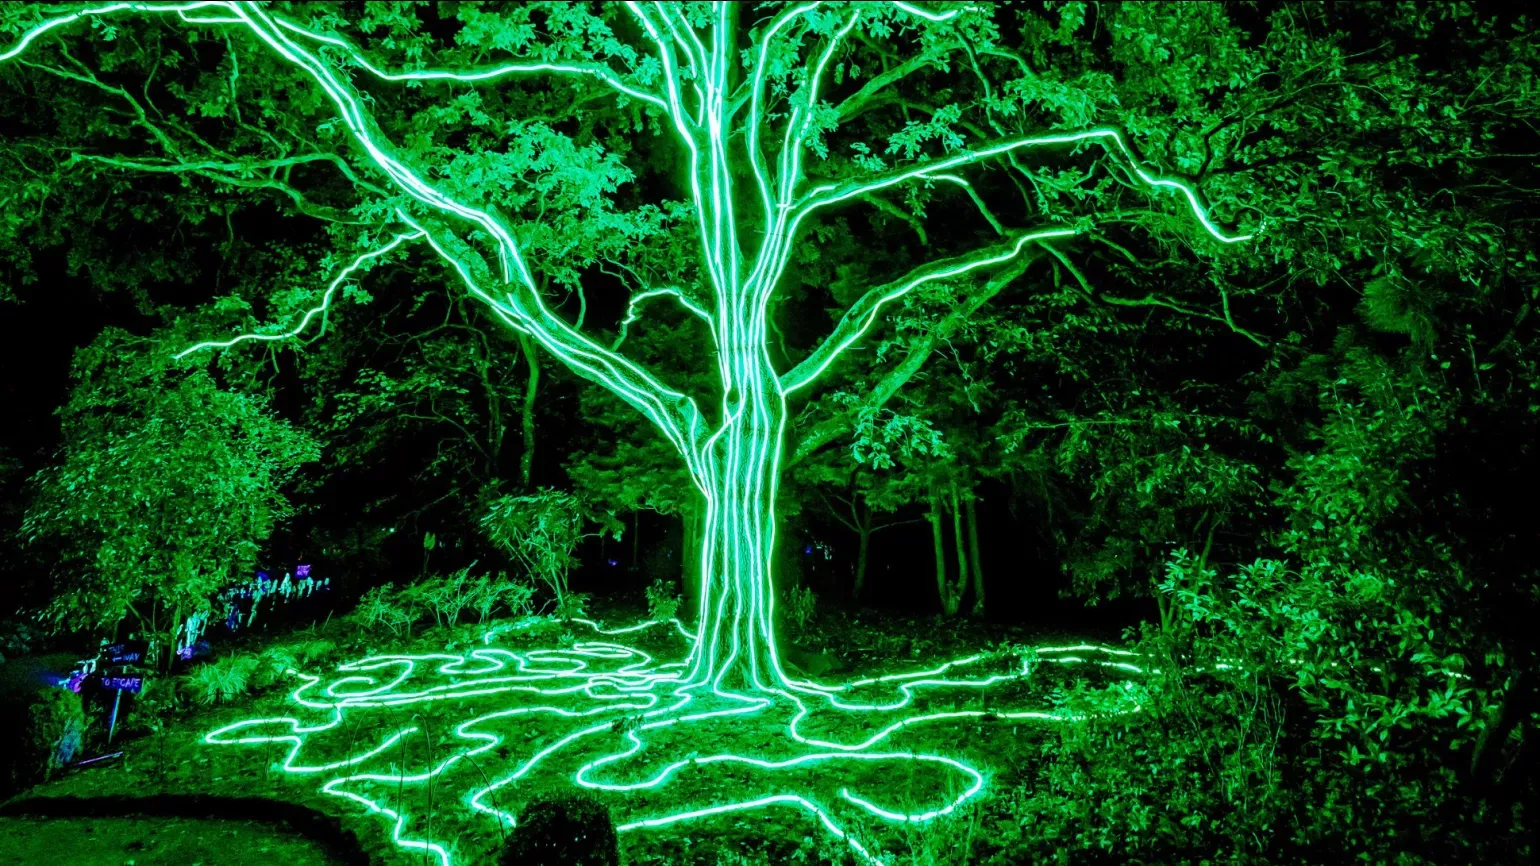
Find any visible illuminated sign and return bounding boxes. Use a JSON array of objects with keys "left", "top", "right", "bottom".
[
  {"left": 103, "top": 641, "right": 147, "bottom": 665},
  {"left": 101, "top": 675, "right": 144, "bottom": 693}
]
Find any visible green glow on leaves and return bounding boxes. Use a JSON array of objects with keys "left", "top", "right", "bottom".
[{"left": 3, "top": 4, "right": 1245, "bottom": 860}]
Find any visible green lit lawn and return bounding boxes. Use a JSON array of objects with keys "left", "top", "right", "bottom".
[
  {"left": 8, "top": 605, "right": 1119, "bottom": 866},
  {"left": 0, "top": 816, "right": 338, "bottom": 865}
]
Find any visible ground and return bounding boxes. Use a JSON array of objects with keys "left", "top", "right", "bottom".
[
  {"left": 0, "top": 600, "right": 1134, "bottom": 866},
  {"left": 0, "top": 815, "right": 338, "bottom": 866}
]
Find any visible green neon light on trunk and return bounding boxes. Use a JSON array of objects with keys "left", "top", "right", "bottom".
[{"left": 4, "top": 3, "right": 1249, "bottom": 861}]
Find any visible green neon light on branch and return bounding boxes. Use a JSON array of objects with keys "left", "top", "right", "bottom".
[
  {"left": 2, "top": 3, "right": 1248, "bottom": 861},
  {"left": 175, "top": 231, "right": 423, "bottom": 359}
]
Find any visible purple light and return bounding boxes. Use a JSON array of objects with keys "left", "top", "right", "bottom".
[
  {"left": 74, "top": 751, "right": 123, "bottom": 767},
  {"left": 295, "top": 564, "right": 311, "bottom": 578}
]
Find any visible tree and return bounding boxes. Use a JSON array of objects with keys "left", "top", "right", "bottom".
[
  {"left": 0, "top": 0, "right": 1249, "bottom": 685},
  {"left": 0, "top": 3, "right": 1258, "bottom": 861},
  {"left": 22, "top": 329, "right": 319, "bottom": 660}
]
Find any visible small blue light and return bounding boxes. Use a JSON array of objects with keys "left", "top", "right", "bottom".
[{"left": 804, "top": 545, "right": 812, "bottom": 555}]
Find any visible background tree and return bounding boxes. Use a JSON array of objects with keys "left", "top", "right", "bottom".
[{"left": 22, "top": 329, "right": 319, "bottom": 660}]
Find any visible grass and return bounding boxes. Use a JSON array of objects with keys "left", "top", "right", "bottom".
[
  {"left": 0, "top": 815, "right": 339, "bottom": 865},
  {"left": 7, "top": 601, "right": 1125, "bottom": 866}
]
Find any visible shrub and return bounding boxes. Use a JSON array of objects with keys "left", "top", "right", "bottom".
[
  {"left": 499, "top": 792, "right": 618, "bottom": 866},
  {"left": 470, "top": 572, "right": 537, "bottom": 624},
  {"left": 555, "top": 592, "right": 589, "bottom": 623},
  {"left": 350, "top": 584, "right": 420, "bottom": 637},
  {"left": 182, "top": 653, "right": 259, "bottom": 705},
  {"left": 27, "top": 687, "right": 86, "bottom": 781},
  {"left": 782, "top": 585, "right": 817, "bottom": 631},
  {"left": 292, "top": 637, "right": 337, "bottom": 666},
  {"left": 253, "top": 647, "right": 299, "bottom": 689},
  {"left": 417, "top": 563, "right": 480, "bottom": 628},
  {"left": 0, "top": 620, "right": 41, "bottom": 660},
  {"left": 645, "top": 579, "right": 682, "bottom": 623},
  {"left": 483, "top": 490, "right": 617, "bottom": 619}
]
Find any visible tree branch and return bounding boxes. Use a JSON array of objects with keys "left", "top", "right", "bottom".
[
  {"left": 1040, "top": 242, "right": 1269, "bottom": 347},
  {"left": 795, "top": 128, "right": 1252, "bottom": 247},
  {"left": 786, "top": 253, "right": 1041, "bottom": 466},
  {"left": 271, "top": 15, "right": 672, "bottom": 117},
  {"left": 780, "top": 228, "right": 1073, "bottom": 395}
]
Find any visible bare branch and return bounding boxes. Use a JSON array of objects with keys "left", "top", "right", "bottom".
[{"left": 1039, "top": 242, "right": 1269, "bottom": 347}]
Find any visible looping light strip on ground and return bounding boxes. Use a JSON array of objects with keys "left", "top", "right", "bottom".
[{"left": 196, "top": 618, "right": 1143, "bottom": 866}]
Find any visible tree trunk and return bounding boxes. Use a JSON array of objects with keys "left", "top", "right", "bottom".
[
  {"left": 852, "top": 517, "right": 870, "bottom": 599},
  {"left": 930, "top": 488, "right": 956, "bottom": 615},
  {"left": 517, "top": 333, "right": 539, "bottom": 489},
  {"left": 680, "top": 351, "right": 786, "bottom": 689},
  {"left": 948, "top": 483, "right": 968, "bottom": 617},
  {"left": 681, "top": 503, "right": 703, "bottom": 611},
  {"left": 965, "top": 490, "right": 985, "bottom": 616}
]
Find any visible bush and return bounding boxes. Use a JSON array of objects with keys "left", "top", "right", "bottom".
[
  {"left": 353, "top": 570, "right": 537, "bottom": 636},
  {"left": 26, "top": 687, "right": 86, "bottom": 782},
  {"left": 0, "top": 621, "right": 41, "bottom": 660},
  {"left": 253, "top": 646, "right": 299, "bottom": 689},
  {"left": 499, "top": 792, "right": 618, "bottom": 866},
  {"left": 473, "top": 573, "right": 537, "bottom": 624},
  {"left": 554, "top": 592, "right": 589, "bottom": 623},
  {"left": 292, "top": 637, "right": 337, "bottom": 666},
  {"left": 645, "top": 579, "right": 681, "bottom": 623},
  {"left": 182, "top": 653, "right": 259, "bottom": 705},
  {"left": 350, "top": 584, "right": 421, "bottom": 637},
  {"left": 416, "top": 564, "right": 479, "bottom": 628},
  {"left": 483, "top": 490, "right": 617, "bottom": 618},
  {"left": 782, "top": 585, "right": 817, "bottom": 631}
]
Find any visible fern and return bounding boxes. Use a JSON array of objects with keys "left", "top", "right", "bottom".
[{"left": 182, "top": 654, "right": 259, "bottom": 705}]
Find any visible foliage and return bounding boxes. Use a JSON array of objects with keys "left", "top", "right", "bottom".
[
  {"left": 414, "top": 563, "right": 481, "bottom": 629},
  {"left": 470, "top": 572, "right": 537, "bottom": 625},
  {"left": 2, "top": 1, "right": 1538, "bottom": 863},
  {"left": 182, "top": 654, "right": 260, "bottom": 707},
  {"left": 25, "top": 686, "right": 85, "bottom": 782},
  {"left": 555, "top": 592, "right": 590, "bottom": 623},
  {"left": 350, "top": 569, "right": 535, "bottom": 636},
  {"left": 483, "top": 490, "right": 615, "bottom": 619},
  {"left": 498, "top": 792, "right": 619, "bottom": 866},
  {"left": 781, "top": 586, "right": 818, "bottom": 633},
  {"left": 349, "top": 584, "right": 423, "bottom": 638},
  {"left": 21, "top": 330, "right": 320, "bottom": 642},
  {"left": 645, "top": 579, "right": 682, "bottom": 624},
  {"left": 0, "top": 620, "right": 40, "bottom": 660}
]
